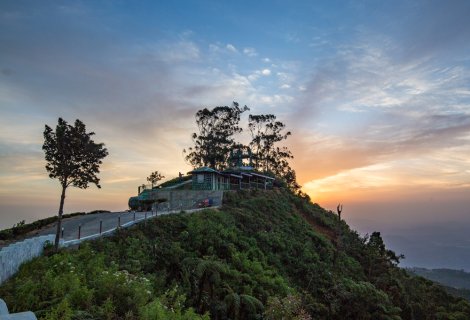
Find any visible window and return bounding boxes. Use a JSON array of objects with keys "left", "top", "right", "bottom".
[{"left": 197, "top": 174, "right": 204, "bottom": 183}]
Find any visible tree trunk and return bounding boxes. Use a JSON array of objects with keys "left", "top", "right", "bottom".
[{"left": 54, "top": 185, "right": 66, "bottom": 251}]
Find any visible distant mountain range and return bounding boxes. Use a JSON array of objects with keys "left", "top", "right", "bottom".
[{"left": 408, "top": 267, "right": 470, "bottom": 300}]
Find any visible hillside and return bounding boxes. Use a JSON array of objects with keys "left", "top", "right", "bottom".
[{"left": 1, "top": 189, "right": 469, "bottom": 319}]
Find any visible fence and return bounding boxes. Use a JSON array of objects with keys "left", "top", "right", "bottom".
[{"left": 0, "top": 193, "right": 223, "bottom": 285}]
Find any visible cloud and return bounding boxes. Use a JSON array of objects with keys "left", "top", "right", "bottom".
[
  {"left": 261, "top": 69, "right": 271, "bottom": 76},
  {"left": 250, "top": 94, "right": 293, "bottom": 106},
  {"left": 292, "top": 30, "right": 470, "bottom": 130},
  {"left": 290, "top": 111, "right": 470, "bottom": 183},
  {"left": 209, "top": 43, "right": 221, "bottom": 52},
  {"left": 397, "top": 1, "right": 470, "bottom": 61},
  {"left": 226, "top": 43, "right": 238, "bottom": 53},
  {"left": 247, "top": 68, "right": 273, "bottom": 81},
  {"left": 243, "top": 47, "right": 257, "bottom": 57},
  {"left": 304, "top": 149, "right": 470, "bottom": 197}
]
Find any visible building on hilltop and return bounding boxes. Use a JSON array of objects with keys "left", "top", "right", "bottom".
[
  {"left": 128, "top": 147, "right": 275, "bottom": 211},
  {"left": 188, "top": 166, "right": 274, "bottom": 191}
]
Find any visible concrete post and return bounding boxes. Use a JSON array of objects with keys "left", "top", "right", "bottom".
[
  {"left": 0, "top": 298, "right": 8, "bottom": 315},
  {"left": 0, "top": 299, "right": 37, "bottom": 319}
]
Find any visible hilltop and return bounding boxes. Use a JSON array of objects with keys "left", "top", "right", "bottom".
[{"left": 1, "top": 189, "right": 469, "bottom": 319}]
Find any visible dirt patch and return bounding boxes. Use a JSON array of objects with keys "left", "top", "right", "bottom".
[{"left": 297, "top": 210, "right": 337, "bottom": 242}]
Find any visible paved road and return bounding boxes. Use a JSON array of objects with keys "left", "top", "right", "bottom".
[
  {"left": 38, "top": 211, "right": 155, "bottom": 241},
  {"left": 2, "top": 205, "right": 215, "bottom": 249}
]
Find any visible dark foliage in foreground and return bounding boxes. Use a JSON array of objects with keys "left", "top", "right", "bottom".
[{"left": 1, "top": 190, "right": 469, "bottom": 319}]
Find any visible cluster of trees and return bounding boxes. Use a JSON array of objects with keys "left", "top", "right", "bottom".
[
  {"left": 184, "top": 103, "right": 249, "bottom": 171},
  {"left": 2, "top": 189, "right": 469, "bottom": 319},
  {"left": 184, "top": 102, "right": 299, "bottom": 190}
]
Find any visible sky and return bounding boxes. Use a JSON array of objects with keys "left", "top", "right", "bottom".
[{"left": 1, "top": 0, "right": 470, "bottom": 269}]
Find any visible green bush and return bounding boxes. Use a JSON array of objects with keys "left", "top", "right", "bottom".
[{"left": 1, "top": 189, "right": 469, "bottom": 319}]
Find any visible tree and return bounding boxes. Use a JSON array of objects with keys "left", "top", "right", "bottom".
[
  {"left": 147, "top": 171, "right": 165, "bottom": 188},
  {"left": 362, "top": 232, "right": 404, "bottom": 282},
  {"left": 265, "top": 294, "right": 311, "bottom": 320},
  {"left": 184, "top": 102, "right": 249, "bottom": 170},
  {"left": 43, "top": 118, "right": 108, "bottom": 250},
  {"left": 222, "top": 286, "right": 264, "bottom": 320},
  {"left": 248, "top": 114, "right": 291, "bottom": 171},
  {"left": 248, "top": 114, "right": 299, "bottom": 191}
]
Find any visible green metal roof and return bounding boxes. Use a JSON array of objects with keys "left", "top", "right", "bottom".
[
  {"left": 188, "top": 167, "right": 220, "bottom": 174},
  {"left": 223, "top": 168, "right": 275, "bottom": 180}
]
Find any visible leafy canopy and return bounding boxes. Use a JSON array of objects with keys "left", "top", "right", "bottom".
[
  {"left": 248, "top": 114, "right": 298, "bottom": 190},
  {"left": 184, "top": 102, "right": 249, "bottom": 170},
  {"left": 184, "top": 103, "right": 300, "bottom": 191},
  {"left": 147, "top": 171, "right": 165, "bottom": 187},
  {"left": 43, "top": 118, "right": 108, "bottom": 189}
]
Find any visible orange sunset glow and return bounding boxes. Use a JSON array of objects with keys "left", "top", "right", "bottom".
[{"left": 1, "top": 1, "right": 470, "bottom": 270}]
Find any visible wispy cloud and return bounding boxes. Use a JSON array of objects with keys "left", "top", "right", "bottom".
[
  {"left": 243, "top": 47, "right": 257, "bottom": 57},
  {"left": 226, "top": 43, "right": 238, "bottom": 53},
  {"left": 289, "top": 20, "right": 470, "bottom": 198}
]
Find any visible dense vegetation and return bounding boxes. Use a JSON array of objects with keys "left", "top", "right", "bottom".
[{"left": 1, "top": 190, "right": 470, "bottom": 319}]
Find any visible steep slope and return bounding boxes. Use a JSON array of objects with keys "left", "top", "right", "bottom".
[{"left": 1, "top": 189, "right": 469, "bottom": 319}]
